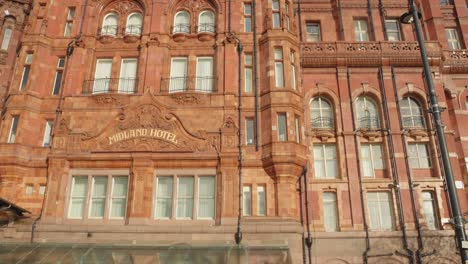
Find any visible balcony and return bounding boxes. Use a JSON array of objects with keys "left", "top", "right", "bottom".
[
  {"left": 160, "top": 76, "right": 217, "bottom": 93},
  {"left": 310, "top": 117, "right": 335, "bottom": 131},
  {"left": 82, "top": 78, "right": 138, "bottom": 95},
  {"left": 301, "top": 41, "right": 441, "bottom": 68},
  {"left": 442, "top": 49, "right": 468, "bottom": 73},
  {"left": 357, "top": 116, "right": 381, "bottom": 131},
  {"left": 402, "top": 116, "right": 426, "bottom": 130}
]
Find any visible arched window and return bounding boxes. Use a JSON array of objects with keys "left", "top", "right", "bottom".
[
  {"left": 310, "top": 97, "right": 334, "bottom": 129},
  {"left": 356, "top": 96, "right": 380, "bottom": 129},
  {"left": 401, "top": 97, "right": 425, "bottom": 129},
  {"left": 102, "top": 13, "right": 118, "bottom": 36},
  {"left": 126, "top": 13, "right": 143, "bottom": 35},
  {"left": 173, "top": 11, "right": 190, "bottom": 33},
  {"left": 198, "top": 10, "right": 215, "bottom": 33}
]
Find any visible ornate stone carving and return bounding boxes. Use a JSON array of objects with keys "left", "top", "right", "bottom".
[
  {"left": 170, "top": 93, "right": 203, "bottom": 105},
  {"left": 223, "top": 116, "right": 237, "bottom": 129},
  {"left": 181, "top": 0, "right": 210, "bottom": 12},
  {"left": 91, "top": 94, "right": 130, "bottom": 106}
]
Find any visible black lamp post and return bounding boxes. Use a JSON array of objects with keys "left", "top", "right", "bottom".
[{"left": 400, "top": 1, "right": 468, "bottom": 263}]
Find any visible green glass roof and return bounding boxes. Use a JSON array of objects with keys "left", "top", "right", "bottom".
[{"left": 0, "top": 243, "right": 291, "bottom": 264}]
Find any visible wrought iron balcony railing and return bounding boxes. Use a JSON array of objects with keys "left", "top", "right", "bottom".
[
  {"left": 83, "top": 78, "right": 138, "bottom": 94},
  {"left": 358, "top": 116, "right": 381, "bottom": 130},
  {"left": 124, "top": 25, "right": 142, "bottom": 36},
  {"left": 172, "top": 24, "right": 191, "bottom": 34},
  {"left": 99, "top": 25, "right": 118, "bottom": 37},
  {"left": 402, "top": 116, "right": 426, "bottom": 130},
  {"left": 310, "top": 117, "right": 335, "bottom": 130},
  {"left": 197, "top": 23, "right": 215, "bottom": 33},
  {"left": 160, "top": 76, "right": 217, "bottom": 93}
]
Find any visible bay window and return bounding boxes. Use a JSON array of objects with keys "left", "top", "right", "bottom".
[
  {"left": 7, "top": 116, "right": 19, "bottom": 143},
  {"left": 274, "top": 48, "right": 284, "bottom": 87}
]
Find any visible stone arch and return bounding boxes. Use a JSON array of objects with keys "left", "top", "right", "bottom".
[
  {"left": 94, "top": 0, "right": 148, "bottom": 15},
  {"left": 165, "top": 0, "right": 222, "bottom": 15},
  {"left": 397, "top": 83, "right": 427, "bottom": 101},
  {"left": 305, "top": 87, "right": 341, "bottom": 131}
]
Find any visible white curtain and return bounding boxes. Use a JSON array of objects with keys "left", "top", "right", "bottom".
[
  {"left": 155, "top": 177, "right": 173, "bottom": 218},
  {"left": 257, "top": 186, "right": 266, "bottom": 216},
  {"left": 361, "top": 144, "right": 373, "bottom": 177},
  {"left": 177, "top": 177, "right": 194, "bottom": 218},
  {"left": 313, "top": 145, "right": 325, "bottom": 178},
  {"left": 42, "top": 121, "right": 53, "bottom": 147},
  {"left": 93, "top": 59, "right": 112, "bottom": 93},
  {"left": 198, "top": 177, "right": 215, "bottom": 218},
  {"left": 69, "top": 176, "right": 88, "bottom": 218},
  {"left": 126, "top": 13, "right": 143, "bottom": 35},
  {"left": 323, "top": 192, "right": 338, "bottom": 232},
  {"left": 196, "top": 57, "right": 213, "bottom": 92},
  {"left": 119, "top": 59, "right": 137, "bottom": 93},
  {"left": 170, "top": 58, "right": 187, "bottom": 92},
  {"left": 102, "top": 14, "right": 118, "bottom": 36},
  {"left": 90, "top": 177, "right": 107, "bottom": 218},
  {"left": 243, "top": 186, "right": 251, "bottom": 216},
  {"left": 422, "top": 192, "right": 437, "bottom": 230},
  {"left": 110, "top": 176, "right": 128, "bottom": 218}
]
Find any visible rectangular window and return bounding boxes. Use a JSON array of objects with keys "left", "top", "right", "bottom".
[
  {"left": 284, "top": 3, "right": 290, "bottom": 31},
  {"left": 68, "top": 176, "right": 88, "bottom": 218},
  {"left": 306, "top": 22, "right": 321, "bottom": 42},
  {"left": 42, "top": 120, "right": 53, "bottom": 147},
  {"left": 408, "top": 143, "right": 431, "bottom": 169},
  {"left": 274, "top": 48, "right": 284, "bottom": 87},
  {"left": 314, "top": 144, "right": 338, "bottom": 179},
  {"left": 277, "top": 113, "right": 287, "bottom": 141},
  {"left": 119, "top": 58, "right": 138, "bottom": 93},
  {"left": 26, "top": 185, "right": 33, "bottom": 195},
  {"left": 68, "top": 174, "right": 128, "bottom": 219},
  {"left": 446, "top": 28, "right": 461, "bottom": 50},
  {"left": 244, "top": 3, "right": 252, "bottom": 32},
  {"left": 244, "top": 54, "right": 253, "bottom": 93},
  {"left": 323, "top": 192, "right": 338, "bottom": 232},
  {"left": 155, "top": 176, "right": 173, "bottom": 219},
  {"left": 177, "top": 177, "right": 194, "bottom": 219},
  {"left": 257, "top": 186, "right": 266, "bottom": 216},
  {"left": 385, "top": 19, "right": 402, "bottom": 41},
  {"left": 170, "top": 57, "right": 188, "bottom": 93},
  {"left": 52, "top": 58, "right": 65, "bottom": 95},
  {"left": 290, "top": 51, "right": 296, "bottom": 90},
  {"left": 20, "top": 53, "right": 33, "bottom": 90},
  {"left": 64, "top": 7, "right": 76, "bottom": 37},
  {"left": 110, "top": 176, "right": 128, "bottom": 218},
  {"left": 89, "top": 177, "right": 108, "bottom": 218},
  {"left": 39, "top": 185, "right": 46, "bottom": 195},
  {"left": 243, "top": 186, "right": 252, "bottom": 216},
  {"left": 354, "top": 19, "right": 369, "bottom": 41},
  {"left": 361, "top": 143, "right": 384, "bottom": 177},
  {"left": 93, "top": 59, "right": 113, "bottom": 94},
  {"left": 294, "top": 115, "right": 300, "bottom": 143},
  {"left": 1, "top": 28, "right": 12, "bottom": 50},
  {"left": 7, "top": 116, "right": 19, "bottom": 143},
  {"left": 246, "top": 118, "right": 255, "bottom": 145},
  {"left": 422, "top": 191, "right": 439, "bottom": 230},
  {"left": 196, "top": 57, "right": 214, "bottom": 92},
  {"left": 367, "top": 192, "right": 394, "bottom": 231},
  {"left": 198, "top": 176, "right": 215, "bottom": 219},
  {"left": 272, "top": 0, "right": 280, "bottom": 29},
  {"left": 154, "top": 172, "right": 216, "bottom": 220},
  {"left": 439, "top": 0, "right": 453, "bottom": 5}
]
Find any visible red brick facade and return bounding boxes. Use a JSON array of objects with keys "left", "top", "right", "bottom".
[{"left": 1, "top": 0, "right": 468, "bottom": 263}]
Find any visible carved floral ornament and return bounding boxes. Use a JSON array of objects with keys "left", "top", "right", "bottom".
[
  {"left": 164, "top": 0, "right": 219, "bottom": 15},
  {"left": 93, "top": 0, "right": 144, "bottom": 15}
]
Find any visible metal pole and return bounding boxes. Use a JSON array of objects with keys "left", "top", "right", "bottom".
[{"left": 408, "top": 0, "right": 468, "bottom": 262}]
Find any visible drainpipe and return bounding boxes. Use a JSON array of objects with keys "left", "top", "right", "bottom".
[
  {"left": 367, "top": 0, "right": 376, "bottom": 41},
  {"left": 379, "top": 0, "right": 388, "bottom": 41},
  {"left": 390, "top": 66, "right": 434, "bottom": 264},
  {"left": 346, "top": 68, "right": 371, "bottom": 264},
  {"left": 303, "top": 167, "right": 312, "bottom": 264},
  {"left": 298, "top": 173, "right": 307, "bottom": 264},
  {"left": 337, "top": 0, "right": 345, "bottom": 41},
  {"left": 378, "top": 67, "right": 414, "bottom": 263},
  {"left": 296, "top": 0, "right": 303, "bottom": 42},
  {"left": 253, "top": 0, "right": 259, "bottom": 151}
]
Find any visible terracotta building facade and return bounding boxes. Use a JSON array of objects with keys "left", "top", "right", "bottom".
[{"left": 1, "top": 0, "right": 468, "bottom": 263}]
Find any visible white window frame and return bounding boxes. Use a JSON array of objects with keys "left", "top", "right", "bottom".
[
  {"left": 244, "top": 53, "right": 253, "bottom": 93},
  {"left": 52, "top": 58, "right": 65, "bottom": 95},
  {"left": 197, "top": 176, "right": 215, "bottom": 219},
  {"left": 1, "top": 28, "right": 12, "bottom": 50},
  {"left": 8, "top": 116, "right": 19, "bottom": 143},
  {"left": 354, "top": 19, "right": 369, "bottom": 41},
  {"left": 64, "top": 7, "right": 75, "bottom": 37},
  {"left": 274, "top": 48, "right": 284, "bottom": 87},
  {"left": 195, "top": 56, "right": 214, "bottom": 93},
  {"left": 257, "top": 185, "right": 266, "bottom": 216},
  {"left": 154, "top": 176, "right": 174, "bottom": 219},
  {"left": 101, "top": 13, "right": 119, "bottom": 36},
  {"left": 446, "top": 28, "right": 461, "bottom": 50},
  {"left": 313, "top": 144, "right": 338, "bottom": 179},
  {"left": 422, "top": 191, "right": 439, "bottom": 230},
  {"left": 322, "top": 192, "right": 338, "bottom": 232},
  {"left": 42, "top": 120, "right": 53, "bottom": 147},
  {"left": 118, "top": 58, "right": 138, "bottom": 93},
  {"left": 25, "top": 185, "right": 34, "bottom": 195},
  {"left": 93, "top": 59, "right": 113, "bottom": 94},
  {"left": 20, "top": 53, "right": 33, "bottom": 91},
  {"left": 125, "top": 12, "right": 143, "bottom": 36},
  {"left": 244, "top": 3, "right": 252, "bottom": 32},
  {"left": 401, "top": 97, "right": 425, "bottom": 129},
  {"left": 360, "top": 143, "right": 385, "bottom": 177},
  {"left": 290, "top": 51, "right": 296, "bottom": 89},
  {"left": 408, "top": 143, "right": 432, "bottom": 169},
  {"left": 243, "top": 185, "right": 252, "bottom": 216},
  {"left": 272, "top": 0, "right": 281, "bottom": 29},
  {"left": 277, "top": 113, "right": 287, "bottom": 141},
  {"left": 306, "top": 22, "right": 321, "bottom": 42},
  {"left": 310, "top": 97, "right": 334, "bottom": 129},
  {"left": 88, "top": 176, "right": 108, "bottom": 219},
  {"left": 367, "top": 192, "right": 395, "bottom": 231},
  {"left": 198, "top": 10, "right": 215, "bottom": 33},
  {"left": 109, "top": 176, "right": 129, "bottom": 219},
  {"left": 246, "top": 118, "right": 255, "bottom": 145},
  {"left": 169, "top": 57, "right": 188, "bottom": 93},
  {"left": 385, "top": 19, "right": 402, "bottom": 41},
  {"left": 173, "top": 11, "right": 190, "bottom": 33}
]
